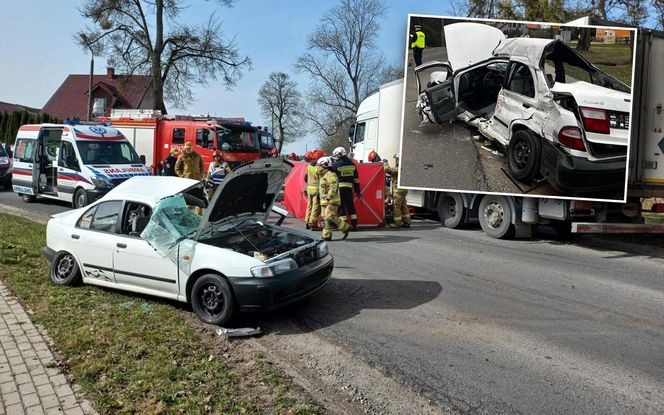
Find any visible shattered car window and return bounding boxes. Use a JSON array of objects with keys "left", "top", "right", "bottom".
[{"left": 141, "top": 194, "right": 201, "bottom": 257}]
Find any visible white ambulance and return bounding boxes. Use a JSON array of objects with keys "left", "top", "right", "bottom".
[{"left": 11, "top": 123, "right": 151, "bottom": 208}]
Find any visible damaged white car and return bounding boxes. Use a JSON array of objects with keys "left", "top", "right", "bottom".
[
  {"left": 43, "top": 159, "right": 333, "bottom": 325},
  {"left": 416, "top": 22, "right": 631, "bottom": 195}
]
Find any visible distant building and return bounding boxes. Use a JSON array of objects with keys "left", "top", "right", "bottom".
[
  {"left": 42, "top": 67, "right": 156, "bottom": 120},
  {"left": 0, "top": 101, "right": 40, "bottom": 115}
]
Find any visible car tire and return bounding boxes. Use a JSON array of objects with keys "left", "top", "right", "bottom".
[
  {"left": 191, "top": 274, "right": 236, "bottom": 326},
  {"left": 50, "top": 251, "right": 82, "bottom": 286},
  {"left": 73, "top": 188, "right": 88, "bottom": 209},
  {"left": 3, "top": 176, "right": 11, "bottom": 190},
  {"left": 437, "top": 193, "right": 467, "bottom": 229},
  {"left": 507, "top": 130, "right": 542, "bottom": 183},
  {"left": 20, "top": 193, "right": 36, "bottom": 203},
  {"left": 478, "top": 195, "right": 514, "bottom": 239}
]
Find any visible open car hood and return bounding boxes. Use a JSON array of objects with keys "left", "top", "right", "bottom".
[
  {"left": 196, "top": 158, "right": 292, "bottom": 238},
  {"left": 444, "top": 22, "right": 506, "bottom": 72}
]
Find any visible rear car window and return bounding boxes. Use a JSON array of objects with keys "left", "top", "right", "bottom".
[{"left": 90, "top": 201, "right": 122, "bottom": 233}]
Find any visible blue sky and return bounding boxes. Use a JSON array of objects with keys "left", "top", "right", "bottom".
[{"left": 0, "top": 1, "right": 454, "bottom": 154}]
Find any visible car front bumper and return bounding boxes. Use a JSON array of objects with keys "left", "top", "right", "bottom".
[
  {"left": 541, "top": 140, "right": 626, "bottom": 196},
  {"left": 43, "top": 246, "right": 57, "bottom": 266},
  {"left": 230, "top": 254, "right": 334, "bottom": 312}
]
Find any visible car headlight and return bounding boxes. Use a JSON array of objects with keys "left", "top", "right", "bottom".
[
  {"left": 250, "top": 258, "right": 298, "bottom": 278},
  {"left": 91, "top": 176, "right": 112, "bottom": 189},
  {"left": 317, "top": 241, "right": 328, "bottom": 258}
]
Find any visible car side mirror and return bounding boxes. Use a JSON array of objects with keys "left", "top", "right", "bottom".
[{"left": 140, "top": 155, "right": 146, "bottom": 165}]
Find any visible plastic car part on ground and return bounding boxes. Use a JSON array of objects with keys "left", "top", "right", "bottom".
[{"left": 216, "top": 327, "right": 262, "bottom": 337}]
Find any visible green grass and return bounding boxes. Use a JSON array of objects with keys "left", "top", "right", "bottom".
[
  {"left": 0, "top": 213, "right": 321, "bottom": 415},
  {"left": 644, "top": 212, "right": 664, "bottom": 224},
  {"left": 568, "top": 42, "right": 633, "bottom": 85}
]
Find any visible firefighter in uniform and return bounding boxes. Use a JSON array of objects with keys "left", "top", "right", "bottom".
[
  {"left": 318, "top": 157, "right": 350, "bottom": 241},
  {"left": 385, "top": 153, "right": 411, "bottom": 228},
  {"left": 304, "top": 150, "right": 322, "bottom": 230},
  {"left": 332, "top": 147, "right": 361, "bottom": 230},
  {"left": 175, "top": 141, "right": 206, "bottom": 214},
  {"left": 410, "top": 24, "right": 426, "bottom": 67}
]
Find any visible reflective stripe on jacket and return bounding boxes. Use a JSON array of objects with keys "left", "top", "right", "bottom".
[
  {"left": 333, "top": 157, "right": 360, "bottom": 194},
  {"left": 305, "top": 164, "right": 320, "bottom": 195},
  {"left": 319, "top": 170, "right": 341, "bottom": 205}
]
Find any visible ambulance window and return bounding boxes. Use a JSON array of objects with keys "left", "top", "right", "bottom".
[
  {"left": 196, "top": 129, "right": 211, "bottom": 148},
  {"left": 58, "top": 141, "right": 79, "bottom": 170},
  {"left": 172, "top": 128, "right": 185, "bottom": 144},
  {"left": 354, "top": 122, "right": 366, "bottom": 144},
  {"left": 14, "top": 139, "right": 36, "bottom": 163}
]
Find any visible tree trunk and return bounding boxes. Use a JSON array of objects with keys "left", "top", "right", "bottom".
[
  {"left": 577, "top": 29, "right": 591, "bottom": 51},
  {"left": 277, "top": 124, "right": 285, "bottom": 155}
]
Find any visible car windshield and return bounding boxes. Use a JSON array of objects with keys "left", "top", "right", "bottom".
[
  {"left": 141, "top": 193, "right": 202, "bottom": 259},
  {"left": 216, "top": 126, "right": 260, "bottom": 153},
  {"left": 260, "top": 132, "right": 275, "bottom": 150},
  {"left": 76, "top": 141, "right": 142, "bottom": 165}
]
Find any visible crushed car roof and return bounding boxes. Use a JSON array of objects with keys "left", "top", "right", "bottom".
[{"left": 493, "top": 37, "right": 555, "bottom": 67}]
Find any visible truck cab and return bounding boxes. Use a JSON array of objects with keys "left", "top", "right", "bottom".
[{"left": 11, "top": 123, "right": 150, "bottom": 208}]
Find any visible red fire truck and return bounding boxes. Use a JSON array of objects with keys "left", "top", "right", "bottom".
[{"left": 98, "top": 110, "right": 262, "bottom": 174}]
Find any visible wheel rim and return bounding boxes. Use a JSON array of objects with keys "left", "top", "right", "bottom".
[
  {"left": 511, "top": 139, "right": 531, "bottom": 171},
  {"left": 483, "top": 201, "right": 504, "bottom": 229},
  {"left": 76, "top": 192, "right": 86, "bottom": 208},
  {"left": 198, "top": 283, "right": 224, "bottom": 317},
  {"left": 443, "top": 197, "right": 457, "bottom": 219},
  {"left": 54, "top": 254, "right": 75, "bottom": 282}
]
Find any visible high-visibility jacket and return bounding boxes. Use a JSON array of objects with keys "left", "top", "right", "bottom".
[
  {"left": 319, "top": 170, "right": 341, "bottom": 206},
  {"left": 411, "top": 31, "right": 425, "bottom": 49},
  {"left": 304, "top": 164, "right": 320, "bottom": 195},
  {"left": 385, "top": 164, "right": 408, "bottom": 194},
  {"left": 332, "top": 156, "right": 360, "bottom": 194}
]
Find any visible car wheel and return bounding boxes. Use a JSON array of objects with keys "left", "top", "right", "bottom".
[
  {"left": 3, "top": 176, "right": 11, "bottom": 190},
  {"left": 507, "top": 130, "right": 542, "bottom": 183},
  {"left": 191, "top": 274, "right": 236, "bottom": 326},
  {"left": 478, "top": 195, "right": 514, "bottom": 239},
  {"left": 73, "top": 188, "right": 88, "bottom": 209},
  {"left": 20, "top": 193, "right": 36, "bottom": 203},
  {"left": 437, "top": 193, "right": 467, "bottom": 229},
  {"left": 50, "top": 251, "right": 82, "bottom": 286}
]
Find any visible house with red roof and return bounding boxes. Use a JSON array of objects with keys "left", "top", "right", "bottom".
[
  {"left": 0, "top": 101, "right": 41, "bottom": 115},
  {"left": 42, "top": 68, "right": 156, "bottom": 120}
]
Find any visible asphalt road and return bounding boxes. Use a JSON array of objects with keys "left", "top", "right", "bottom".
[{"left": 2, "top": 189, "right": 663, "bottom": 414}]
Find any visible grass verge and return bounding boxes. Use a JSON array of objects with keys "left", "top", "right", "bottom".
[{"left": 0, "top": 213, "right": 320, "bottom": 415}]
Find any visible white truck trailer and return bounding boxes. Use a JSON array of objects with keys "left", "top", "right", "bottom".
[{"left": 349, "top": 24, "right": 664, "bottom": 238}]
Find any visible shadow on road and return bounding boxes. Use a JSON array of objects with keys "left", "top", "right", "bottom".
[{"left": 235, "top": 278, "right": 443, "bottom": 333}]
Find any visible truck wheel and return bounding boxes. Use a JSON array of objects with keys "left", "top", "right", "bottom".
[
  {"left": 478, "top": 195, "right": 514, "bottom": 239},
  {"left": 507, "top": 130, "right": 541, "bottom": 183},
  {"left": 20, "top": 193, "right": 36, "bottom": 203},
  {"left": 51, "top": 251, "right": 82, "bottom": 286},
  {"left": 191, "top": 274, "right": 236, "bottom": 326},
  {"left": 437, "top": 193, "right": 467, "bottom": 229},
  {"left": 73, "top": 188, "right": 88, "bottom": 209}
]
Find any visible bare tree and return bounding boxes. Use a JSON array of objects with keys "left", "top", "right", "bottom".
[
  {"left": 257, "top": 72, "right": 306, "bottom": 154},
  {"left": 296, "top": 0, "right": 388, "bottom": 139},
  {"left": 76, "top": 0, "right": 250, "bottom": 112},
  {"left": 653, "top": 0, "right": 664, "bottom": 28}
]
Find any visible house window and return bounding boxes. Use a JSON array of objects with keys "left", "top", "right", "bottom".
[
  {"left": 172, "top": 128, "right": 185, "bottom": 144},
  {"left": 92, "top": 97, "right": 107, "bottom": 116}
]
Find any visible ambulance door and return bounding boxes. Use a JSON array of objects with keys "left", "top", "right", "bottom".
[
  {"left": 11, "top": 135, "right": 40, "bottom": 198},
  {"left": 57, "top": 139, "right": 81, "bottom": 200}
]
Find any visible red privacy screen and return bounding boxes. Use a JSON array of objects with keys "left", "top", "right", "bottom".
[{"left": 282, "top": 161, "right": 386, "bottom": 226}]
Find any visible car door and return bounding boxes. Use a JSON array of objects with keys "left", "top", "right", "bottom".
[
  {"left": 56, "top": 140, "right": 80, "bottom": 199},
  {"left": 11, "top": 137, "right": 39, "bottom": 195},
  {"left": 112, "top": 201, "right": 180, "bottom": 296},
  {"left": 73, "top": 201, "right": 122, "bottom": 284},
  {"left": 494, "top": 60, "right": 539, "bottom": 140},
  {"left": 415, "top": 62, "right": 459, "bottom": 124}
]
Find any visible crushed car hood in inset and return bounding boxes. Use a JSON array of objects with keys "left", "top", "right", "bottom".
[{"left": 444, "top": 22, "right": 506, "bottom": 71}]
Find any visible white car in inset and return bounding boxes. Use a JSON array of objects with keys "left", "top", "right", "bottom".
[
  {"left": 416, "top": 22, "right": 631, "bottom": 195},
  {"left": 44, "top": 159, "right": 333, "bottom": 325}
]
